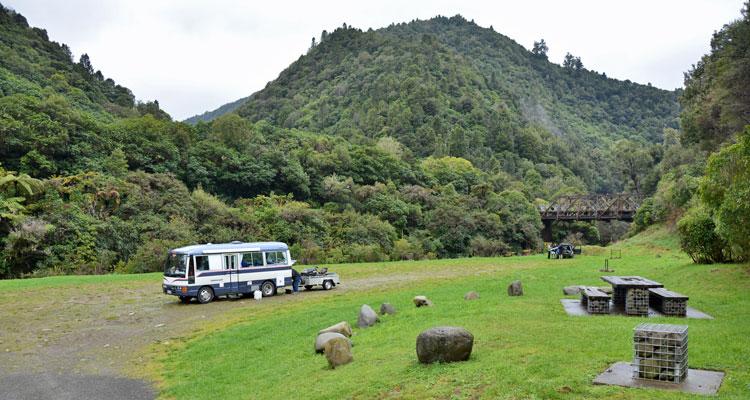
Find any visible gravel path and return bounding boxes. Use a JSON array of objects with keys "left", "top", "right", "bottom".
[{"left": 0, "top": 261, "right": 513, "bottom": 399}]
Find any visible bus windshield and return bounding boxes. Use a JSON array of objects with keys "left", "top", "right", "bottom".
[{"left": 164, "top": 253, "right": 188, "bottom": 278}]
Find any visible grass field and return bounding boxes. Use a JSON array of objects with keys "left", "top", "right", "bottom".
[{"left": 145, "top": 228, "right": 750, "bottom": 399}]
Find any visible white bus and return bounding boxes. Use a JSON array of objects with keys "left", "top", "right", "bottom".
[{"left": 162, "top": 241, "right": 294, "bottom": 304}]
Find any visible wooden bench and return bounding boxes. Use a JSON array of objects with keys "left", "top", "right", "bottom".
[
  {"left": 649, "top": 288, "right": 688, "bottom": 316},
  {"left": 580, "top": 286, "right": 611, "bottom": 314}
]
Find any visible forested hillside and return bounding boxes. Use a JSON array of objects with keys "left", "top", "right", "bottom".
[
  {"left": 0, "top": 4, "right": 680, "bottom": 278},
  {"left": 633, "top": 2, "right": 750, "bottom": 263},
  {"left": 184, "top": 96, "right": 249, "bottom": 125},
  {"left": 199, "top": 16, "right": 680, "bottom": 193}
]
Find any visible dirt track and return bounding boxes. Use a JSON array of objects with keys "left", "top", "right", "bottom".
[{"left": 0, "top": 263, "right": 509, "bottom": 399}]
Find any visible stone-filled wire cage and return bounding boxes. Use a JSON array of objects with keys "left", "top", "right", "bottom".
[
  {"left": 626, "top": 288, "right": 649, "bottom": 315},
  {"left": 633, "top": 323, "right": 688, "bottom": 383},
  {"left": 660, "top": 299, "right": 687, "bottom": 316}
]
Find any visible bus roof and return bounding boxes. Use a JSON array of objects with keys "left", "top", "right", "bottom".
[{"left": 170, "top": 241, "right": 288, "bottom": 256}]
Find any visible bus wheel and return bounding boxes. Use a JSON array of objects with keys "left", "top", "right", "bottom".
[
  {"left": 322, "top": 280, "right": 334, "bottom": 290},
  {"left": 179, "top": 296, "right": 191, "bottom": 304},
  {"left": 261, "top": 281, "right": 276, "bottom": 297},
  {"left": 304, "top": 285, "right": 313, "bottom": 291},
  {"left": 197, "top": 286, "right": 214, "bottom": 304}
]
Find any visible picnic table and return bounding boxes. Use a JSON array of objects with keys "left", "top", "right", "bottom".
[{"left": 600, "top": 276, "right": 663, "bottom": 316}]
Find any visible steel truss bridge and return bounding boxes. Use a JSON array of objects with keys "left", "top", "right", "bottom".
[{"left": 538, "top": 193, "right": 642, "bottom": 241}]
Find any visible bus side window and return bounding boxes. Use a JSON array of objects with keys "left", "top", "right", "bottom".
[
  {"left": 265, "top": 251, "right": 287, "bottom": 265},
  {"left": 195, "top": 256, "right": 209, "bottom": 271},
  {"left": 224, "top": 255, "right": 237, "bottom": 270},
  {"left": 241, "top": 252, "right": 263, "bottom": 267}
]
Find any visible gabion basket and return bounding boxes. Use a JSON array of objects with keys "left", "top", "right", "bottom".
[
  {"left": 660, "top": 298, "right": 687, "bottom": 316},
  {"left": 626, "top": 288, "right": 649, "bottom": 315},
  {"left": 633, "top": 323, "right": 688, "bottom": 383}
]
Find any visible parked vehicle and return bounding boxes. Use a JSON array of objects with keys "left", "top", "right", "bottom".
[
  {"left": 300, "top": 267, "right": 340, "bottom": 291},
  {"left": 548, "top": 243, "right": 576, "bottom": 259},
  {"left": 162, "top": 241, "right": 294, "bottom": 304}
]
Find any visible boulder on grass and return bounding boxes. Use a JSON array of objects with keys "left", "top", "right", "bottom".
[
  {"left": 464, "top": 291, "right": 480, "bottom": 300},
  {"left": 416, "top": 326, "right": 474, "bottom": 364},
  {"left": 380, "top": 303, "right": 396, "bottom": 315},
  {"left": 507, "top": 280, "right": 523, "bottom": 296},
  {"left": 413, "top": 295, "right": 433, "bottom": 307},
  {"left": 357, "top": 304, "right": 379, "bottom": 328},
  {"left": 315, "top": 332, "right": 351, "bottom": 354},
  {"left": 562, "top": 286, "right": 582, "bottom": 295},
  {"left": 318, "top": 321, "right": 352, "bottom": 338},
  {"left": 324, "top": 337, "right": 353, "bottom": 369}
]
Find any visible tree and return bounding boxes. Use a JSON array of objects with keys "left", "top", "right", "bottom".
[
  {"left": 209, "top": 113, "right": 257, "bottom": 151},
  {"left": 0, "top": 167, "right": 43, "bottom": 227},
  {"left": 699, "top": 126, "right": 750, "bottom": 261},
  {"left": 563, "top": 52, "right": 583, "bottom": 70},
  {"left": 532, "top": 39, "right": 548, "bottom": 59},
  {"left": 680, "top": 2, "right": 750, "bottom": 149},
  {"left": 613, "top": 139, "right": 653, "bottom": 195},
  {"left": 79, "top": 53, "right": 94, "bottom": 75},
  {"left": 102, "top": 148, "right": 129, "bottom": 178}
]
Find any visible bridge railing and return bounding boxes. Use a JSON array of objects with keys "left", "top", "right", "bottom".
[{"left": 539, "top": 193, "right": 642, "bottom": 221}]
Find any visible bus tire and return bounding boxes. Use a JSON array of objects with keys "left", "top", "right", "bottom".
[
  {"left": 197, "top": 286, "right": 214, "bottom": 304},
  {"left": 179, "top": 296, "right": 191, "bottom": 304},
  {"left": 261, "top": 281, "right": 276, "bottom": 297},
  {"left": 304, "top": 285, "right": 313, "bottom": 291},
  {"left": 322, "top": 280, "right": 334, "bottom": 290}
]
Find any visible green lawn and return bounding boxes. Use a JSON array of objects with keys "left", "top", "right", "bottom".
[{"left": 151, "top": 228, "right": 750, "bottom": 399}]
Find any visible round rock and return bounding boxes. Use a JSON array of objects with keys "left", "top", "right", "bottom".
[
  {"left": 507, "top": 280, "right": 523, "bottom": 296},
  {"left": 416, "top": 326, "right": 474, "bottom": 364},
  {"left": 315, "top": 332, "right": 350, "bottom": 354},
  {"left": 318, "top": 321, "right": 352, "bottom": 338},
  {"left": 324, "top": 337, "right": 353, "bottom": 369},
  {"left": 413, "top": 295, "right": 433, "bottom": 307},
  {"left": 464, "top": 291, "right": 480, "bottom": 300},
  {"left": 357, "top": 304, "right": 379, "bottom": 328},
  {"left": 380, "top": 303, "right": 396, "bottom": 315}
]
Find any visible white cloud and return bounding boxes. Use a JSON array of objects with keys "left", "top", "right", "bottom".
[{"left": 6, "top": 0, "right": 745, "bottom": 120}]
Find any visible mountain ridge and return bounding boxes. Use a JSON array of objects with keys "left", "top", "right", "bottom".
[{"left": 188, "top": 15, "right": 679, "bottom": 193}]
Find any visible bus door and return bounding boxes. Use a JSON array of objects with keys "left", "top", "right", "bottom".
[{"left": 224, "top": 254, "right": 239, "bottom": 293}]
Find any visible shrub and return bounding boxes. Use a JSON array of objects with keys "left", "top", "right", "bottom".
[
  {"left": 676, "top": 207, "right": 726, "bottom": 263},
  {"left": 346, "top": 244, "right": 388, "bottom": 263},
  {"left": 391, "top": 237, "right": 426, "bottom": 261},
  {"left": 469, "top": 236, "right": 510, "bottom": 257}
]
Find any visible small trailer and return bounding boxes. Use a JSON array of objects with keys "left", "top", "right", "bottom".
[{"left": 300, "top": 267, "right": 340, "bottom": 291}]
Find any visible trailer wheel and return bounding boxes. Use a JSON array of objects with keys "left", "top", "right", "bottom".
[
  {"left": 304, "top": 285, "right": 313, "bottom": 291},
  {"left": 179, "top": 296, "right": 191, "bottom": 304},
  {"left": 197, "top": 286, "right": 214, "bottom": 304},
  {"left": 261, "top": 281, "right": 276, "bottom": 297},
  {"left": 322, "top": 280, "right": 334, "bottom": 290}
]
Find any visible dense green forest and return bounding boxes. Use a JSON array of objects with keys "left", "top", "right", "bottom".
[
  {"left": 3, "top": 1, "right": 726, "bottom": 279},
  {"left": 631, "top": 2, "right": 750, "bottom": 263}
]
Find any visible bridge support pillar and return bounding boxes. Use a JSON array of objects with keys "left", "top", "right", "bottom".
[{"left": 542, "top": 220, "right": 553, "bottom": 242}]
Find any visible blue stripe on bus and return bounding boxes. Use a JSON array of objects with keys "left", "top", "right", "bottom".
[
  {"left": 196, "top": 266, "right": 291, "bottom": 277},
  {"left": 164, "top": 278, "right": 287, "bottom": 297}
]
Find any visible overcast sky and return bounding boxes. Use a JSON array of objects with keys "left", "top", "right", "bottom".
[{"left": 6, "top": 0, "right": 745, "bottom": 120}]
